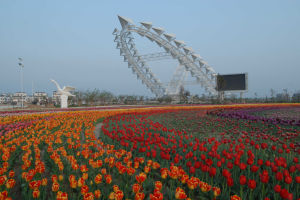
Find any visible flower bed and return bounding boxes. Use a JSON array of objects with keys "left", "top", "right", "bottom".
[
  {"left": 101, "top": 109, "right": 299, "bottom": 200},
  {"left": 0, "top": 104, "right": 299, "bottom": 199},
  {"left": 210, "top": 106, "right": 300, "bottom": 127}
]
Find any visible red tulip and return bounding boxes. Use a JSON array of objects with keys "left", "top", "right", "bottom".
[
  {"left": 259, "top": 170, "right": 269, "bottom": 183},
  {"left": 276, "top": 172, "right": 283, "bottom": 181},
  {"left": 189, "top": 166, "right": 195, "bottom": 174},
  {"left": 284, "top": 176, "right": 292, "bottom": 184},
  {"left": 227, "top": 177, "right": 234, "bottom": 187},
  {"left": 239, "top": 163, "right": 247, "bottom": 170},
  {"left": 222, "top": 169, "right": 231, "bottom": 178},
  {"left": 280, "top": 188, "right": 289, "bottom": 199},
  {"left": 247, "top": 179, "right": 256, "bottom": 190},
  {"left": 239, "top": 175, "right": 247, "bottom": 185},
  {"left": 250, "top": 165, "right": 259, "bottom": 173},
  {"left": 209, "top": 167, "right": 216, "bottom": 177},
  {"left": 274, "top": 185, "right": 281, "bottom": 193}
]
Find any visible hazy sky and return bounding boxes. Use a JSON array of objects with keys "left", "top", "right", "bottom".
[{"left": 0, "top": 0, "right": 299, "bottom": 97}]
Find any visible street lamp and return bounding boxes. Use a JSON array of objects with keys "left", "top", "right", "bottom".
[{"left": 18, "top": 58, "right": 24, "bottom": 109}]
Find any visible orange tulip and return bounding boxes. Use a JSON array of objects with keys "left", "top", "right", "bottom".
[
  {"left": 101, "top": 168, "right": 107, "bottom": 175},
  {"left": 180, "top": 174, "right": 189, "bottom": 184},
  {"left": 149, "top": 189, "right": 163, "bottom": 200},
  {"left": 169, "top": 166, "right": 179, "bottom": 179},
  {"left": 160, "top": 168, "right": 168, "bottom": 179},
  {"left": 108, "top": 192, "right": 115, "bottom": 200},
  {"left": 134, "top": 161, "right": 139, "bottom": 169},
  {"left": 0, "top": 191, "right": 8, "bottom": 199},
  {"left": 8, "top": 171, "right": 14, "bottom": 178},
  {"left": 152, "top": 162, "right": 160, "bottom": 170},
  {"left": 42, "top": 178, "right": 48, "bottom": 186},
  {"left": 29, "top": 180, "right": 41, "bottom": 190},
  {"left": 154, "top": 181, "right": 162, "bottom": 191},
  {"left": 83, "top": 192, "right": 94, "bottom": 200},
  {"left": 80, "top": 165, "right": 88, "bottom": 173},
  {"left": 2, "top": 153, "right": 10, "bottom": 162},
  {"left": 175, "top": 187, "right": 187, "bottom": 199},
  {"left": 199, "top": 181, "right": 211, "bottom": 192},
  {"left": 81, "top": 185, "right": 89, "bottom": 195},
  {"left": 68, "top": 175, "right": 76, "bottom": 182},
  {"left": 82, "top": 173, "right": 88, "bottom": 180},
  {"left": 144, "top": 166, "right": 151, "bottom": 173},
  {"left": 94, "top": 189, "right": 101, "bottom": 198},
  {"left": 135, "top": 172, "right": 147, "bottom": 184},
  {"left": 52, "top": 182, "right": 59, "bottom": 192},
  {"left": 187, "top": 177, "right": 199, "bottom": 190},
  {"left": 78, "top": 177, "right": 85, "bottom": 187},
  {"left": 212, "top": 187, "right": 221, "bottom": 197},
  {"left": 70, "top": 180, "right": 77, "bottom": 189},
  {"left": 52, "top": 175, "right": 58, "bottom": 183},
  {"left": 0, "top": 176, "right": 7, "bottom": 185},
  {"left": 127, "top": 167, "right": 135, "bottom": 175},
  {"left": 94, "top": 174, "right": 102, "bottom": 184},
  {"left": 58, "top": 175, "right": 64, "bottom": 181},
  {"left": 113, "top": 185, "right": 120, "bottom": 192},
  {"left": 230, "top": 195, "right": 241, "bottom": 200},
  {"left": 56, "top": 191, "right": 68, "bottom": 200},
  {"left": 32, "top": 189, "right": 40, "bottom": 198},
  {"left": 115, "top": 190, "right": 124, "bottom": 200},
  {"left": 105, "top": 174, "right": 112, "bottom": 184},
  {"left": 135, "top": 192, "right": 145, "bottom": 200},
  {"left": 132, "top": 183, "right": 141, "bottom": 193},
  {"left": 147, "top": 160, "right": 153, "bottom": 166},
  {"left": 6, "top": 179, "right": 16, "bottom": 189}
]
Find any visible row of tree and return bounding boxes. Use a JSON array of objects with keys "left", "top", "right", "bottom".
[
  {"left": 71, "top": 89, "right": 153, "bottom": 106},
  {"left": 63, "top": 88, "right": 300, "bottom": 106}
]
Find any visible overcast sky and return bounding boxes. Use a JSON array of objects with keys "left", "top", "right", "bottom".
[{"left": 0, "top": 0, "right": 299, "bottom": 97}]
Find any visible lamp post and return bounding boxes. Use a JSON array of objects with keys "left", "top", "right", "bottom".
[{"left": 18, "top": 58, "right": 24, "bottom": 109}]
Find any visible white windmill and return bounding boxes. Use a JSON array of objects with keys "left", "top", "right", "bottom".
[{"left": 50, "top": 79, "right": 75, "bottom": 108}]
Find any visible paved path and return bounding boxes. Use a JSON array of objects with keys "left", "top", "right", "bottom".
[{"left": 94, "top": 122, "right": 103, "bottom": 140}]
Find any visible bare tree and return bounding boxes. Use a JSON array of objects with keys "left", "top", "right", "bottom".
[
  {"left": 98, "top": 91, "right": 114, "bottom": 104},
  {"left": 179, "top": 86, "right": 190, "bottom": 103},
  {"left": 283, "top": 88, "right": 290, "bottom": 102},
  {"left": 254, "top": 92, "right": 258, "bottom": 101},
  {"left": 84, "top": 89, "right": 100, "bottom": 105},
  {"left": 292, "top": 91, "right": 300, "bottom": 102},
  {"left": 270, "top": 89, "right": 275, "bottom": 102},
  {"left": 73, "top": 90, "right": 84, "bottom": 106}
]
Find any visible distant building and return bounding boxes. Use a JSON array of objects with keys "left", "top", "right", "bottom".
[
  {"left": 25, "top": 96, "right": 34, "bottom": 103},
  {"left": 0, "top": 94, "right": 12, "bottom": 104},
  {"left": 12, "top": 92, "right": 27, "bottom": 105},
  {"left": 33, "top": 92, "right": 48, "bottom": 105}
]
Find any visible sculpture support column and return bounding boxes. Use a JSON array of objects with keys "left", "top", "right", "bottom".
[{"left": 60, "top": 95, "right": 68, "bottom": 108}]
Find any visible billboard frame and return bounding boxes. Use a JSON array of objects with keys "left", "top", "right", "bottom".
[{"left": 216, "top": 72, "right": 248, "bottom": 93}]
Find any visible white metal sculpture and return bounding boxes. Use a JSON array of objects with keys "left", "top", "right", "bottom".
[
  {"left": 50, "top": 79, "right": 75, "bottom": 108},
  {"left": 113, "top": 16, "right": 218, "bottom": 98}
]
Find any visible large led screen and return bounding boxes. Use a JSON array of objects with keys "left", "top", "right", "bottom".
[{"left": 216, "top": 73, "right": 247, "bottom": 91}]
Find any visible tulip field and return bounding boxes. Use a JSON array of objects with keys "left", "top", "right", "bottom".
[{"left": 0, "top": 104, "right": 299, "bottom": 200}]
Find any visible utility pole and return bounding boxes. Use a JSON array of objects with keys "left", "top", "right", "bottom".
[
  {"left": 32, "top": 81, "right": 34, "bottom": 96},
  {"left": 18, "top": 58, "right": 24, "bottom": 109}
]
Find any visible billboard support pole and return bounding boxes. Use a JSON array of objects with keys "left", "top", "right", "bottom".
[
  {"left": 240, "top": 92, "right": 245, "bottom": 103},
  {"left": 218, "top": 91, "right": 224, "bottom": 102}
]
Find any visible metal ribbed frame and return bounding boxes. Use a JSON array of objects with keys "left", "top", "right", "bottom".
[{"left": 113, "top": 16, "right": 217, "bottom": 97}]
